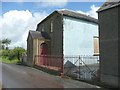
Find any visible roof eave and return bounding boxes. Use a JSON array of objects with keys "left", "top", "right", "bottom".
[
  {"left": 97, "top": 3, "right": 120, "bottom": 12},
  {"left": 37, "top": 11, "right": 61, "bottom": 27},
  {"left": 27, "top": 31, "right": 32, "bottom": 41},
  {"left": 63, "top": 14, "right": 98, "bottom": 24}
]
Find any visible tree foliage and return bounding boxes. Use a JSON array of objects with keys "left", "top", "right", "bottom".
[
  {"left": 1, "top": 38, "right": 26, "bottom": 61},
  {"left": 2, "top": 47, "right": 26, "bottom": 60},
  {"left": 1, "top": 38, "right": 11, "bottom": 50}
]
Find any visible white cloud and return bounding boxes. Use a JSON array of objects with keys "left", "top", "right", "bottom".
[
  {"left": 0, "top": 5, "right": 99, "bottom": 50},
  {"left": 1, "top": 10, "right": 47, "bottom": 49},
  {"left": 0, "top": 16, "right": 2, "bottom": 39},
  {"left": 77, "top": 5, "right": 100, "bottom": 19}
]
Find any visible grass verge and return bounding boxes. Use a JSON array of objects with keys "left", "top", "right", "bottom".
[{"left": 0, "top": 57, "right": 19, "bottom": 64}]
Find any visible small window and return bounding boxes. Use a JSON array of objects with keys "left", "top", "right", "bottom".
[
  {"left": 50, "top": 20, "right": 53, "bottom": 32},
  {"left": 93, "top": 36, "right": 99, "bottom": 56}
]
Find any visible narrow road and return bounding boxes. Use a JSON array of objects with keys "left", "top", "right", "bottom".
[{"left": 1, "top": 63, "right": 101, "bottom": 88}]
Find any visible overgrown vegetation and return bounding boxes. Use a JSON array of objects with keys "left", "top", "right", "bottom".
[
  {"left": 2, "top": 47, "right": 26, "bottom": 60},
  {"left": 0, "top": 38, "right": 26, "bottom": 64},
  {"left": 0, "top": 57, "right": 19, "bottom": 64}
]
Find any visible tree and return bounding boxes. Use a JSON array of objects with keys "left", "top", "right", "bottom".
[
  {"left": 1, "top": 39, "right": 5, "bottom": 50},
  {"left": 1, "top": 38, "right": 11, "bottom": 50},
  {"left": 12, "top": 47, "right": 26, "bottom": 60},
  {"left": 0, "top": 40, "right": 2, "bottom": 50},
  {"left": 2, "top": 47, "right": 27, "bottom": 60}
]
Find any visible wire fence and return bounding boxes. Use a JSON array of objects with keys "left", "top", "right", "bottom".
[{"left": 34, "top": 55, "right": 100, "bottom": 82}]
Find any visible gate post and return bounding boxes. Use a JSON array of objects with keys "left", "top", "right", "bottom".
[
  {"left": 78, "top": 56, "right": 81, "bottom": 79},
  {"left": 61, "top": 55, "right": 64, "bottom": 78}
]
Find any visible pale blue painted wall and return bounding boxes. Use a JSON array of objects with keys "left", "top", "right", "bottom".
[{"left": 63, "top": 16, "right": 98, "bottom": 56}]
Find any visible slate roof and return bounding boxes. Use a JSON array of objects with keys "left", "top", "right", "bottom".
[
  {"left": 57, "top": 9, "right": 98, "bottom": 24},
  {"left": 29, "top": 30, "right": 50, "bottom": 39},
  {"left": 64, "top": 60, "right": 76, "bottom": 68},
  {"left": 37, "top": 9, "right": 98, "bottom": 26},
  {"left": 97, "top": 0, "right": 120, "bottom": 12}
]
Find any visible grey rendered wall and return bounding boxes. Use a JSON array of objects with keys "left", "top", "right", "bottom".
[
  {"left": 36, "top": 13, "right": 63, "bottom": 56},
  {"left": 27, "top": 35, "right": 33, "bottom": 66},
  {"left": 98, "top": 6, "right": 119, "bottom": 87},
  {"left": 63, "top": 16, "right": 98, "bottom": 56},
  {"left": 118, "top": 5, "right": 120, "bottom": 85}
]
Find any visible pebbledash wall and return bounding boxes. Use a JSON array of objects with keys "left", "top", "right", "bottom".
[
  {"left": 63, "top": 16, "right": 98, "bottom": 65},
  {"left": 63, "top": 16, "right": 98, "bottom": 55}
]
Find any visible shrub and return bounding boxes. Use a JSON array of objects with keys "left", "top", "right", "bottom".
[
  {"left": 12, "top": 47, "right": 26, "bottom": 60},
  {"left": 1, "top": 47, "right": 26, "bottom": 61},
  {"left": 2, "top": 50, "right": 10, "bottom": 57}
]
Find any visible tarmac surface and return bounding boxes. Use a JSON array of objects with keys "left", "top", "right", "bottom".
[{"left": 1, "top": 62, "right": 103, "bottom": 88}]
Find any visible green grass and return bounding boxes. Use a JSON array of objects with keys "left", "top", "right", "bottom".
[{"left": 0, "top": 57, "right": 19, "bottom": 64}]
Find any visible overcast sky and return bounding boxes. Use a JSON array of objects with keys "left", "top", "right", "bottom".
[{"left": 0, "top": 0, "right": 105, "bottom": 50}]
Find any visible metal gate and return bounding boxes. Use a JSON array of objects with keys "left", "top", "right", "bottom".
[{"left": 63, "top": 55, "right": 100, "bottom": 82}]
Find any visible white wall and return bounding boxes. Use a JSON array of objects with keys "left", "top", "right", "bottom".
[{"left": 63, "top": 16, "right": 98, "bottom": 56}]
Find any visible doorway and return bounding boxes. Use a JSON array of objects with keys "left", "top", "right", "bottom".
[{"left": 40, "top": 43, "right": 48, "bottom": 65}]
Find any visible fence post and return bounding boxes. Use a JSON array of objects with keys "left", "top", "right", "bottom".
[
  {"left": 61, "top": 55, "right": 64, "bottom": 78},
  {"left": 79, "top": 56, "right": 80, "bottom": 79},
  {"left": 33, "top": 55, "right": 36, "bottom": 67}
]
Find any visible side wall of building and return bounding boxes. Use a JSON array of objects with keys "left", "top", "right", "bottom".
[
  {"left": 36, "top": 13, "right": 63, "bottom": 56},
  {"left": 98, "top": 6, "right": 119, "bottom": 87},
  {"left": 27, "top": 35, "right": 34, "bottom": 66},
  {"left": 63, "top": 16, "right": 98, "bottom": 56},
  {"left": 118, "top": 5, "right": 120, "bottom": 80}
]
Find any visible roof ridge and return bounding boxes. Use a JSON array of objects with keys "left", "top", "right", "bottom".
[
  {"left": 97, "top": 0, "right": 120, "bottom": 12},
  {"left": 29, "top": 30, "right": 40, "bottom": 33},
  {"left": 37, "top": 9, "right": 98, "bottom": 26},
  {"left": 29, "top": 30, "right": 50, "bottom": 39},
  {"left": 57, "top": 9, "right": 98, "bottom": 24},
  {"left": 57, "top": 9, "right": 85, "bottom": 15},
  {"left": 57, "top": 9, "right": 97, "bottom": 20}
]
